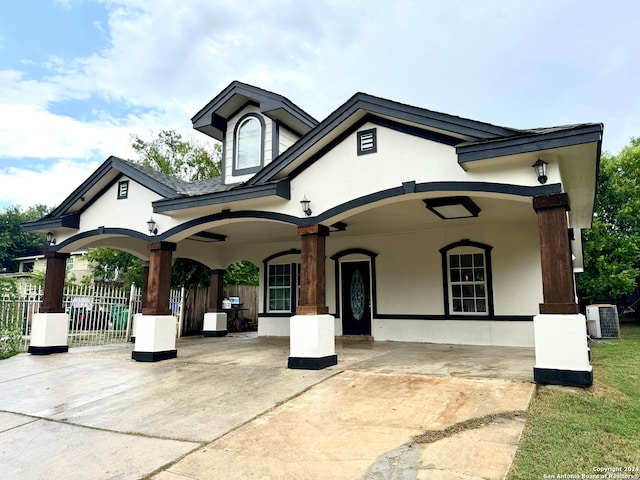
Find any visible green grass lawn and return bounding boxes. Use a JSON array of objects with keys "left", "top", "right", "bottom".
[{"left": 508, "top": 323, "right": 640, "bottom": 479}]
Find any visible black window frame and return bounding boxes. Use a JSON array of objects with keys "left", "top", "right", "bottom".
[
  {"left": 357, "top": 128, "right": 377, "bottom": 155},
  {"left": 232, "top": 113, "right": 266, "bottom": 176},
  {"left": 439, "top": 240, "right": 494, "bottom": 317},
  {"left": 117, "top": 180, "right": 129, "bottom": 199}
]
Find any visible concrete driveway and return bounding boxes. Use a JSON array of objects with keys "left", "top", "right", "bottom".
[{"left": 0, "top": 333, "right": 535, "bottom": 479}]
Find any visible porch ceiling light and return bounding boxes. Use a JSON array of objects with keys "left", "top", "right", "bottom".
[
  {"left": 424, "top": 196, "right": 481, "bottom": 220},
  {"left": 532, "top": 158, "right": 548, "bottom": 184},
  {"left": 300, "top": 195, "right": 312, "bottom": 216},
  {"left": 46, "top": 231, "right": 56, "bottom": 245},
  {"left": 147, "top": 218, "right": 158, "bottom": 235}
]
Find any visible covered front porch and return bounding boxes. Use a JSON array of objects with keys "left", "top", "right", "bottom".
[
  {"left": 21, "top": 81, "right": 601, "bottom": 387},
  {"left": 26, "top": 184, "right": 588, "bottom": 385}
]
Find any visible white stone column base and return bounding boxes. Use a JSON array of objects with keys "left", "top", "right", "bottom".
[
  {"left": 288, "top": 314, "right": 337, "bottom": 369},
  {"left": 129, "top": 313, "right": 143, "bottom": 342},
  {"left": 203, "top": 312, "right": 228, "bottom": 337},
  {"left": 533, "top": 314, "right": 593, "bottom": 386},
  {"left": 28, "top": 313, "right": 69, "bottom": 355},
  {"left": 132, "top": 315, "right": 177, "bottom": 362}
]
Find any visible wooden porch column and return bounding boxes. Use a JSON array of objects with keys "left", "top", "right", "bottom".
[
  {"left": 140, "top": 261, "right": 150, "bottom": 311},
  {"left": 141, "top": 242, "right": 176, "bottom": 315},
  {"left": 296, "top": 224, "right": 330, "bottom": 315},
  {"left": 533, "top": 193, "right": 579, "bottom": 314},
  {"left": 289, "top": 223, "right": 336, "bottom": 370},
  {"left": 207, "top": 269, "right": 226, "bottom": 312},
  {"left": 30, "top": 251, "right": 70, "bottom": 355},
  {"left": 40, "top": 251, "right": 70, "bottom": 313}
]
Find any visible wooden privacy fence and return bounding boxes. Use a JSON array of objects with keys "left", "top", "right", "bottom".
[
  {"left": 180, "top": 284, "right": 259, "bottom": 335},
  {"left": 224, "top": 284, "right": 259, "bottom": 323}
]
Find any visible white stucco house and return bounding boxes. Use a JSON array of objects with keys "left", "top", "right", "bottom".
[{"left": 23, "top": 81, "right": 603, "bottom": 386}]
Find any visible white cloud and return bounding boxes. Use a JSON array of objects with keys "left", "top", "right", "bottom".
[
  {"left": 0, "top": 103, "right": 164, "bottom": 160},
  {"left": 0, "top": 159, "right": 101, "bottom": 208},
  {"left": 1, "top": 0, "right": 639, "bottom": 215}
]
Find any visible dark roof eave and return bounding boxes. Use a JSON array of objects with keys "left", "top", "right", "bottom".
[
  {"left": 152, "top": 179, "right": 291, "bottom": 214},
  {"left": 246, "top": 93, "right": 523, "bottom": 186},
  {"left": 191, "top": 81, "right": 318, "bottom": 134},
  {"left": 21, "top": 212, "right": 80, "bottom": 233},
  {"left": 456, "top": 123, "right": 604, "bottom": 163},
  {"left": 50, "top": 156, "right": 181, "bottom": 218}
]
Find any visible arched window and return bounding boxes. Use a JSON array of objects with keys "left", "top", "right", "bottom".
[
  {"left": 235, "top": 115, "right": 263, "bottom": 172},
  {"left": 440, "top": 240, "right": 494, "bottom": 317}
]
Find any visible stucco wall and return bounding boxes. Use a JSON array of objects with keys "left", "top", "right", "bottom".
[
  {"left": 79, "top": 176, "right": 164, "bottom": 235},
  {"left": 325, "top": 221, "right": 542, "bottom": 317},
  {"left": 288, "top": 122, "right": 544, "bottom": 220},
  {"left": 254, "top": 219, "right": 541, "bottom": 347}
]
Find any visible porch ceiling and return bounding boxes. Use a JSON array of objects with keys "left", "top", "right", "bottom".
[
  {"left": 190, "top": 195, "right": 536, "bottom": 248},
  {"left": 188, "top": 220, "right": 299, "bottom": 247},
  {"left": 330, "top": 195, "right": 536, "bottom": 238}
]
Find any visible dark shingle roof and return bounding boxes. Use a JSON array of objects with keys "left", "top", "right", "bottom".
[{"left": 122, "top": 160, "right": 235, "bottom": 197}]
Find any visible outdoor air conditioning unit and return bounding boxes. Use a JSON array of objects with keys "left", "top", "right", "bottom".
[{"left": 586, "top": 304, "right": 620, "bottom": 339}]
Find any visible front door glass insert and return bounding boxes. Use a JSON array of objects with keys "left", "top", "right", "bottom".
[{"left": 350, "top": 269, "right": 365, "bottom": 321}]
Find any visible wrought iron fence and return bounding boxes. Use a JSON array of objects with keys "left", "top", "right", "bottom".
[{"left": 0, "top": 283, "right": 184, "bottom": 352}]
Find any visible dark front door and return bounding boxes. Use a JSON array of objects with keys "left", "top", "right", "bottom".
[{"left": 341, "top": 261, "right": 371, "bottom": 336}]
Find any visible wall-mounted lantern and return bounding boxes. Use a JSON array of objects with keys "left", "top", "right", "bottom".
[
  {"left": 532, "top": 159, "right": 548, "bottom": 184},
  {"left": 147, "top": 218, "right": 158, "bottom": 235},
  {"left": 300, "top": 196, "right": 312, "bottom": 216}
]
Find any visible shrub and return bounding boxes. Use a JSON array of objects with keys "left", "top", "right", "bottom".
[{"left": 0, "top": 277, "right": 22, "bottom": 359}]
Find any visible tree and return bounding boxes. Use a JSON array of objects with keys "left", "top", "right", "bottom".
[
  {"left": 130, "top": 130, "right": 222, "bottom": 181},
  {"left": 0, "top": 277, "right": 22, "bottom": 358},
  {"left": 224, "top": 260, "right": 259, "bottom": 286},
  {"left": 576, "top": 138, "right": 640, "bottom": 304},
  {"left": 0, "top": 205, "right": 51, "bottom": 272},
  {"left": 171, "top": 258, "right": 211, "bottom": 288},
  {"left": 577, "top": 218, "right": 640, "bottom": 303},
  {"left": 85, "top": 248, "right": 141, "bottom": 289},
  {"left": 89, "top": 130, "right": 223, "bottom": 288}
]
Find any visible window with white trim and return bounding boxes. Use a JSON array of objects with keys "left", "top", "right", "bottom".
[
  {"left": 440, "top": 240, "right": 494, "bottom": 317},
  {"left": 448, "top": 251, "right": 487, "bottom": 314},
  {"left": 236, "top": 116, "right": 261, "bottom": 170},
  {"left": 269, "top": 263, "right": 303, "bottom": 312}
]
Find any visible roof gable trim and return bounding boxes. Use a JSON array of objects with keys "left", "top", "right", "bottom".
[
  {"left": 49, "top": 156, "right": 181, "bottom": 219},
  {"left": 457, "top": 124, "right": 603, "bottom": 163},
  {"left": 22, "top": 212, "right": 81, "bottom": 233},
  {"left": 152, "top": 179, "right": 291, "bottom": 214},
  {"left": 247, "top": 92, "right": 522, "bottom": 187},
  {"left": 191, "top": 81, "right": 318, "bottom": 135}
]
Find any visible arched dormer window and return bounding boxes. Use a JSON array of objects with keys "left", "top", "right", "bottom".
[{"left": 233, "top": 113, "right": 264, "bottom": 175}]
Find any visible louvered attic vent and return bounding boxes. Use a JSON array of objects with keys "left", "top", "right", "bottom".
[{"left": 357, "top": 128, "right": 377, "bottom": 155}]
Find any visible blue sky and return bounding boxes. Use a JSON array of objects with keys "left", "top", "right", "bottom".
[{"left": 1, "top": 0, "right": 639, "bottom": 210}]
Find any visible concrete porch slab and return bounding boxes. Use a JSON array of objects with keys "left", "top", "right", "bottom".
[
  {"left": 155, "top": 370, "right": 534, "bottom": 480},
  {"left": 0, "top": 333, "right": 535, "bottom": 479}
]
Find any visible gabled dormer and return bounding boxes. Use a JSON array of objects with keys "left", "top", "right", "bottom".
[{"left": 191, "top": 81, "right": 318, "bottom": 185}]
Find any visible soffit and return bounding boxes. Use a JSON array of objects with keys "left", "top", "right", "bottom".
[{"left": 184, "top": 194, "right": 535, "bottom": 249}]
